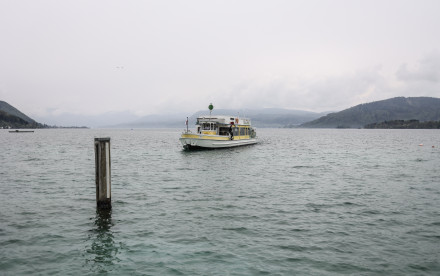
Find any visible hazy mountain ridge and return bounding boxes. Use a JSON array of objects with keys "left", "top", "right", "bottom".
[
  {"left": 108, "top": 113, "right": 189, "bottom": 128},
  {"left": 4, "top": 97, "right": 439, "bottom": 129},
  {"left": 2, "top": 101, "right": 326, "bottom": 129},
  {"left": 300, "top": 97, "right": 440, "bottom": 128},
  {"left": 34, "top": 111, "right": 139, "bottom": 128},
  {"left": 118, "top": 108, "right": 327, "bottom": 128}
]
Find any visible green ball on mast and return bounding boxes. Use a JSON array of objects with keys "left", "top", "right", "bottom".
[{"left": 209, "top": 103, "right": 214, "bottom": 117}]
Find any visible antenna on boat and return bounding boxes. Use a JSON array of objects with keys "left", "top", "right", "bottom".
[{"left": 209, "top": 103, "right": 214, "bottom": 120}]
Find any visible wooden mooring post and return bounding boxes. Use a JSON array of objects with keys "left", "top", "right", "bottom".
[{"left": 95, "top": 137, "right": 111, "bottom": 209}]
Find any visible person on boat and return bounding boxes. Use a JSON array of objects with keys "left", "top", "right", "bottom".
[{"left": 229, "top": 125, "right": 234, "bottom": 140}]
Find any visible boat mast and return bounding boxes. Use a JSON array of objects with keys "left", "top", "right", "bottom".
[{"left": 209, "top": 103, "right": 214, "bottom": 121}]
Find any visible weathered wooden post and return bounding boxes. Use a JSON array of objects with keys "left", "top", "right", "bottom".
[{"left": 95, "top": 137, "right": 111, "bottom": 209}]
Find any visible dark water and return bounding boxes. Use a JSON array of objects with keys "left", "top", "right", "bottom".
[{"left": 1, "top": 128, "right": 439, "bottom": 275}]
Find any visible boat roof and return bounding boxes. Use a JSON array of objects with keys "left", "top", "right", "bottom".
[{"left": 197, "top": 115, "right": 252, "bottom": 126}]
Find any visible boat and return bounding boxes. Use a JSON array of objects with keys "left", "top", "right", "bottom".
[
  {"left": 179, "top": 104, "right": 257, "bottom": 150},
  {"left": 9, "top": 130, "right": 34, "bottom": 133}
]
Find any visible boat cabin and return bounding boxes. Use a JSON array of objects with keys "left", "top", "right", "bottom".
[{"left": 195, "top": 115, "right": 256, "bottom": 139}]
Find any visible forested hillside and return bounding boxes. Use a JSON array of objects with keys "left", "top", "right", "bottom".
[{"left": 300, "top": 97, "right": 440, "bottom": 128}]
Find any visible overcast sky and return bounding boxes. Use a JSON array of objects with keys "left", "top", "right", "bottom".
[{"left": 1, "top": 0, "right": 439, "bottom": 119}]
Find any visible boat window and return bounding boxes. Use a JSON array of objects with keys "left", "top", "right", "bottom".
[
  {"left": 233, "top": 127, "right": 238, "bottom": 136},
  {"left": 219, "top": 127, "right": 229, "bottom": 136},
  {"left": 202, "top": 123, "right": 217, "bottom": 130},
  {"left": 240, "top": 127, "right": 245, "bottom": 136}
]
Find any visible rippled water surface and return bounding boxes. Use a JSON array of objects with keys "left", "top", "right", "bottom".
[{"left": 1, "top": 128, "right": 439, "bottom": 275}]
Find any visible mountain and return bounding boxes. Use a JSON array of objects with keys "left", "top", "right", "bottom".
[
  {"left": 300, "top": 97, "right": 440, "bottom": 128},
  {"left": 0, "top": 101, "right": 36, "bottom": 124},
  {"left": 0, "top": 101, "right": 43, "bottom": 128},
  {"left": 112, "top": 108, "right": 326, "bottom": 128},
  {"left": 34, "top": 111, "right": 139, "bottom": 128},
  {"left": 108, "top": 113, "right": 189, "bottom": 128},
  {"left": 0, "top": 110, "right": 31, "bottom": 128},
  {"left": 365, "top": 119, "right": 440, "bottom": 129},
  {"left": 188, "top": 108, "right": 326, "bottom": 128}
]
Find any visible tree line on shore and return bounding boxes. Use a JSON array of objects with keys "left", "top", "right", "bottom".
[{"left": 364, "top": 119, "right": 440, "bottom": 129}]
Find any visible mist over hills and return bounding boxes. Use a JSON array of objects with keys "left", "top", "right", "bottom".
[
  {"left": 300, "top": 97, "right": 440, "bottom": 128},
  {"left": 34, "top": 111, "right": 139, "bottom": 128},
  {"left": 4, "top": 101, "right": 324, "bottom": 129},
  {"left": 3, "top": 96, "right": 439, "bottom": 129},
  {"left": 111, "top": 108, "right": 327, "bottom": 129},
  {"left": 108, "top": 113, "right": 189, "bottom": 129}
]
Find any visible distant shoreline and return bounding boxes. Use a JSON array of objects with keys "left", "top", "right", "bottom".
[
  {"left": 364, "top": 120, "right": 440, "bottom": 129},
  {"left": 1, "top": 126, "right": 89, "bottom": 129}
]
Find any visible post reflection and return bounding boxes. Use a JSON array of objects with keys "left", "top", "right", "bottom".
[{"left": 85, "top": 208, "right": 119, "bottom": 273}]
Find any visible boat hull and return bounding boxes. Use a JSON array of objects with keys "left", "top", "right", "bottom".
[{"left": 179, "top": 136, "right": 257, "bottom": 149}]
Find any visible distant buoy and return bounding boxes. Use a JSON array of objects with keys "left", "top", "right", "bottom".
[
  {"left": 432, "top": 146, "right": 435, "bottom": 148},
  {"left": 419, "top": 144, "right": 423, "bottom": 146}
]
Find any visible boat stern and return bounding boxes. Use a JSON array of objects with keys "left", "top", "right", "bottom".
[{"left": 180, "top": 132, "right": 198, "bottom": 149}]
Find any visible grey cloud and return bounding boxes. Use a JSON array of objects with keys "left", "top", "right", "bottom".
[
  {"left": 1, "top": 1, "right": 440, "bottom": 119},
  {"left": 396, "top": 52, "right": 440, "bottom": 82},
  {"left": 219, "top": 67, "right": 389, "bottom": 113}
]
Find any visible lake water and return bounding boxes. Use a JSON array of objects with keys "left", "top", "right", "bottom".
[{"left": 0, "top": 128, "right": 439, "bottom": 275}]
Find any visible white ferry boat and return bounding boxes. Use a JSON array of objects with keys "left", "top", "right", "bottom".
[{"left": 180, "top": 108, "right": 257, "bottom": 150}]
